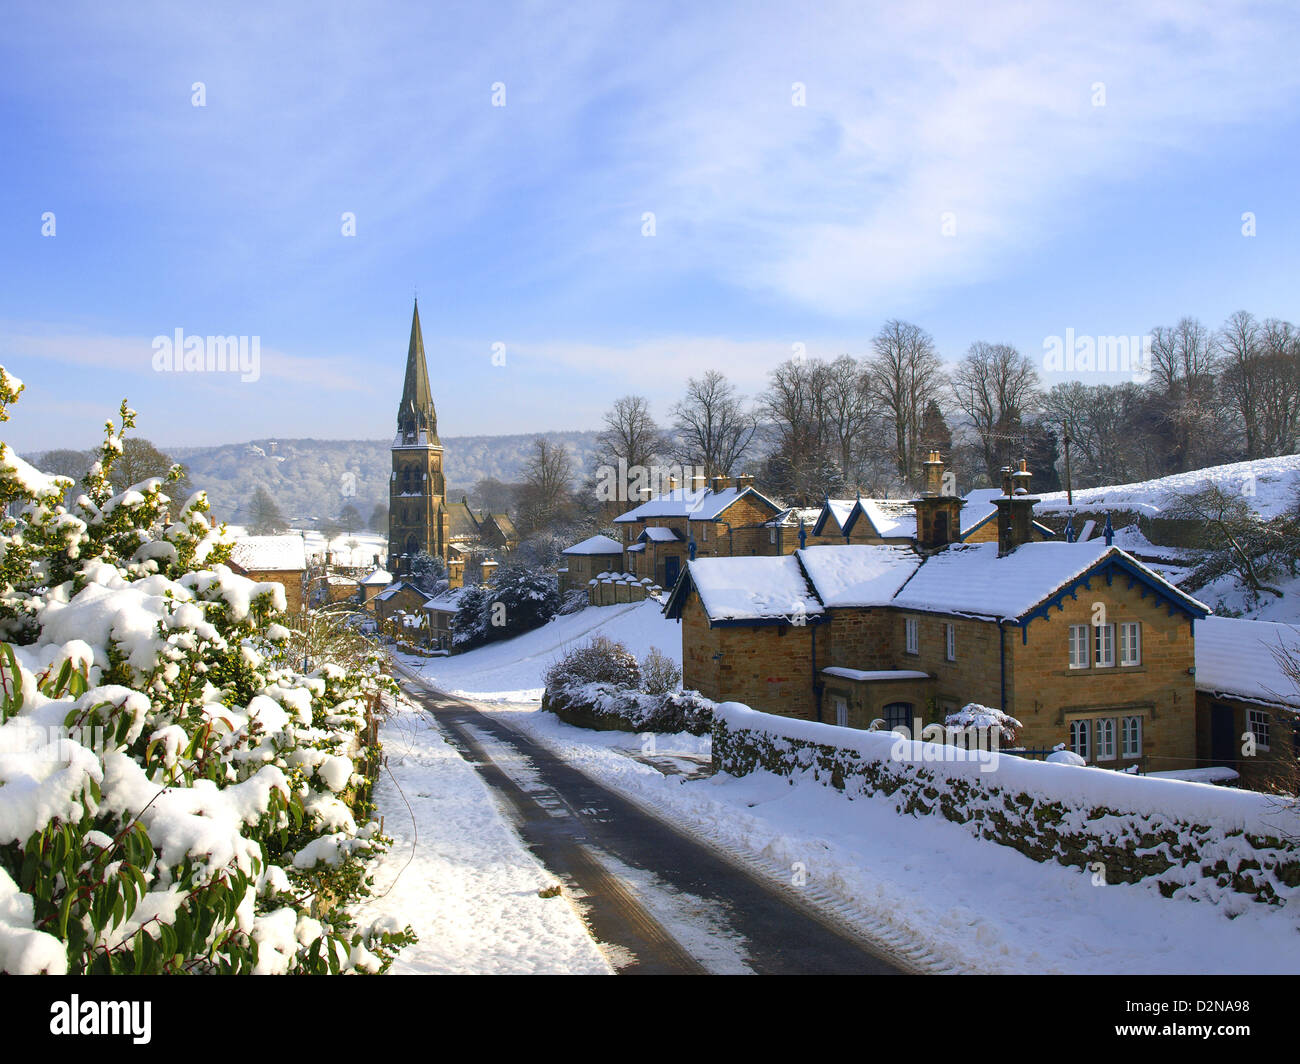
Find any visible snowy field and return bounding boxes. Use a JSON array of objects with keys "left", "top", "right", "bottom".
[
  {"left": 351, "top": 698, "right": 612, "bottom": 975},
  {"left": 224, "top": 524, "right": 387, "bottom": 568},
  {"left": 404, "top": 599, "right": 682, "bottom": 702}
]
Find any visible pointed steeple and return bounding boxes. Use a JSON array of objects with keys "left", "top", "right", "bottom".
[{"left": 397, "top": 299, "right": 438, "bottom": 441}]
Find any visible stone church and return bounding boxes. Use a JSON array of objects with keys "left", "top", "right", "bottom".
[
  {"left": 387, "top": 300, "right": 452, "bottom": 574},
  {"left": 386, "top": 301, "right": 517, "bottom": 577}
]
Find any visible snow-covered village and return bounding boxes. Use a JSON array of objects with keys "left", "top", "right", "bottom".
[{"left": 1, "top": 0, "right": 1298, "bottom": 1032}]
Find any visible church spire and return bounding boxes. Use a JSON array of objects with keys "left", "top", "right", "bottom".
[{"left": 397, "top": 298, "right": 438, "bottom": 441}]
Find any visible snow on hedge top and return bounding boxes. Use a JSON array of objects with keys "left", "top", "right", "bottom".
[
  {"left": 561, "top": 534, "right": 623, "bottom": 556},
  {"left": 614, "top": 486, "right": 773, "bottom": 522},
  {"left": 1034, "top": 454, "right": 1300, "bottom": 520},
  {"left": 891, "top": 541, "right": 1206, "bottom": 621},
  {"left": 229, "top": 534, "right": 307, "bottom": 572},
  {"left": 0, "top": 443, "right": 70, "bottom": 499},
  {"left": 796, "top": 544, "right": 919, "bottom": 607},
  {"left": 687, "top": 555, "right": 824, "bottom": 622},
  {"left": 1195, "top": 616, "right": 1300, "bottom": 709},
  {"left": 713, "top": 701, "right": 1294, "bottom": 835}
]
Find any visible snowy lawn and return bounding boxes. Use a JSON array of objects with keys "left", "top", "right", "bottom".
[
  {"left": 467, "top": 701, "right": 1300, "bottom": 975},
  {"left": 352, "top": 699, "right": 612, "bottom": 975},
  {"left": 401, "top": 599, "right": 682, "bottom": 703}
]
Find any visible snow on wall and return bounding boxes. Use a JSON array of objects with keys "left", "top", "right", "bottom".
[{"left": 712, "top": 702, "right": 1300, "bottom": 909}]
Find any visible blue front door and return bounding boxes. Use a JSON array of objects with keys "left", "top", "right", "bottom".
[{"left": 663, "top": 555, "right": 681, "bottom": 589}]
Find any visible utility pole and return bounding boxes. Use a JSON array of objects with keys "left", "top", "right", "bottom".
[{"left": 1062, "top": 419, "right": 1073, "bottom": 505}]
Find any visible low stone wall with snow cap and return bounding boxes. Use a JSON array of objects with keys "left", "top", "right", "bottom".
[{"left": 712, "top": 702, "right": 1300, "bottom": 908}]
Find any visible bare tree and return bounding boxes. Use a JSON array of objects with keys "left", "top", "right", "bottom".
[
  {"left": 517, "top": 436, "right": 576, "bottom": 533},
  {"left": 1216, "top": 310, "right": 1264, "bottom": 459},
  {"left": 1255, "top": 319, "right": 1300, "bottom": 457},
  {"left": 1148, "top": 317, "right": 1222, "bottom": 473},
  {"left": 670, "top": 370, "right": 757, "bottom": 477},
  {"left": 951, "top": 341, "right": 1041, "bottom": 481},
  {"left": 595, "top": 395, "right": 665, "bottom": 474},
  {"left": 819, "top": 354, "right": 876, "bottom": 490},
  {"left": 865, "top": 320, "right": 946, "bottom": 486}
]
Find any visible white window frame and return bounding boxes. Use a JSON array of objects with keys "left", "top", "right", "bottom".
[
  {"left": 1096, "top": 717, "right": 1116, "bottom": 761},
  {"left": 1069, "top": 719, "right": 1091, "bottom": 761},
  {"left": 769, "top": 526, "right": 777, "bottom": 545},
  {"left": 1248, "top": 709, "right": 1271, "bottom": 751},
  {"left": 905, "top": 617, "right": 919, "bottom": 655},
  {"left": 1068, "top": 625, "right": 1090, "bottom": 669},
  {"left": 1122, "top": 715, "right": 1143, "bottom": 758},
  {"left": 1119, "top": 622, "right": 1141, "bottom": 666},
  {"left": 701, "top": 522, "right": 707, "bottom": 542},
  {"left": 945, "top": 623, "right": 956, "bottom": 662},
  {"left": 1094, "top": 623, "right": 1115, "bottom": 668},
  {"left": 835, "top": 697, "right": 848, "bottom": 729}
]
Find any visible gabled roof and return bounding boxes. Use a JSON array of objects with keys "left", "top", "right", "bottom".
[
  {"left": 811, "top": 498, "right": 858, "bottom": 536},
  {"left": 230, "top": 534, "right": 307, "bottom": 573},
  {"left": 487, "top": 513, "right": 517, "bottom": 539},
  {"left": 562, "top": 533, "right": 624, "bottom": 556},
  {"left": 857, "top": 499, "right": 917, "bottom": 540},
  {"left": 1196, "top": 617, "right": 1300, "bottom": 710},
  {"left": 376, "top": 580, "right": 422, "bottom": 602},
  {"left": 892, "top": 541, "right": 1208, "bottom": 624},
  {"left": 446, "top": 498, "right": 481, "bottom": 539},
  {"left": 666, "top": 540, "right": 1208, "bottom": 634},
  {"left": 360, "top": 566, "right": 392, "bottom": 586},
  {"left": 613, "top": 485, "right": 781, "bottom": 523},
  {"left": 423, "top": 587, "right": 466, "bottom": 613},
  {"left": 664, "top": 555, "right": 825, "bottom": 624},
  {"left": 639, "top": 526, "right": 682, "bottom": 543},
  {"left": 796, "top": 544, "right": 921, "bottom": 607}
]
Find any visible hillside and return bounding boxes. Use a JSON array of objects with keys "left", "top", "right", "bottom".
[{"left": 165, "top": 431, "right": 602, "bottom": 524}]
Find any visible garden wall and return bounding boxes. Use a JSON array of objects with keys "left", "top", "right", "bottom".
[{"left": 712, "top": 702, "right": 1300, "bottom": 907}]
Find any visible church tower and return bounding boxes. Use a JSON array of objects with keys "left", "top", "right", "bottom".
[{"left": 388, "top": 300, "right": 449, "bottom": 574}]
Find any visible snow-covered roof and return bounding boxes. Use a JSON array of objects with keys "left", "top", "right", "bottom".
[
  {"left": 229, "top": 534, "right": 307, "bottom": 572},
  {"left": 613, "top": 486, "right": 778, "bottom": 523},
  {"left": 960, "top": 488, "right": 1001, "bottom": 531},
  {"left": 796, "top": 545, "right": 920, "bottom": 607},
  {"left": 423, "top": 588, "right": 465, "bottom": 613},
  {"left": 681, "top": 555, "right": 825, "bottom": 623},
  {"left": 360, "top": 567, "right": 392, "bottom": 586},
  {"left": 375, "top": 581, "right": 417, "bottom": 602},
  {"left": 858, "top": 499, "right": 917, "bottom": 539},
  {"left": 639, "top": 526, "right": 681, "bottom": 543},
  {"left": 822, "top": 667, "right": 929, "bottom": 682},
  {"left": 891, "top": 541, "right": 1208, "bottom": 622},
  {"left": 1195, "top": 616, "right": 1300, "bottom": 710},
  {"left": 824, "top": 499, "right": 855, "bottom": 532},
  {"left": 562, "top": 534, "right": 624, "bottom": 556}
]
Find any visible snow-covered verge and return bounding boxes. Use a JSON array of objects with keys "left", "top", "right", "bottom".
[
  {"left": 351, "top": 699, "right": 612, "bottom": 974},
  {"left": 476, "top": 702, "right": 1300, "bottom": 973},
  {"left": 404, "top": 599, "right": 682, "bottom": 703},
  {"left": 0, "top": 379, "right": 412, "bottom": 974},
  {"left": 712, "top": 702, "right": 1300, "bottom": 909}
]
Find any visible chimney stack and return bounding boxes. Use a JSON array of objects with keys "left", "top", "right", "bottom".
[
  {"left": 996, "top": 459, "right": 1040, "bottom": 557},
  {"left": 710, "top": 474, "right": 732, "bottom": 492},
  {"left": 690, "top": 472, "right": 707, "bottom": 493},
  {"left": 911, "top": 451, "right": 961, "bottom": 549},
  {"left": 735, "top": 473, "right": 754, "bottom": 491}
]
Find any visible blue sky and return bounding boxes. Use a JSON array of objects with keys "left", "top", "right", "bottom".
[{"left": 2, "top": 0, "right": 1299, "bottom": 452}]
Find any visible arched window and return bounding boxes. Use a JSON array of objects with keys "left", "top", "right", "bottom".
[{"left": 883, "top": 702, "right": 914, "bottom": 734}]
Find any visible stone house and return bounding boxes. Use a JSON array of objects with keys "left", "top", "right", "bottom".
[
  {"left": 421, "top": 587, "right": 465, "bottom": 651},
  {"left": 359, "top": 566, "right": 393, "bottom": 608},
  {"left": 228, "top": 534, "right": 309, "bottom": 613},
  {"left": 666, "top": 458, "right": 1216, "bottom": 777},
  {"left": 1194, "top": 616, "right": 1300, "bottom": 791},
  {"left": 372, "top": 581, "right": 428, "bottom": 629},
  {"left": 610, "top": 474, "right": 785, "bottom": 590},
  {"left": 559, "top": 534, "right": 625, "bottom": 595}
]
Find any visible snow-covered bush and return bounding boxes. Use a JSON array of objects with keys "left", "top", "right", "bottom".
[
  {"left": 542, "top": 682, "right": 714, "bottom": 736},
  {"left": 639, "top": 646, "right": 681, "bottom": 696},
  {"left": 944, "top": 703, "right": 1022, "bottom": 744},
  {"left": 449, "top": 567, "right": 559, "bottom": 651},
  {"left": 557, "top": 588, "right": 589, "bottom": 615},
  {"left": 0, "top": 379, "right": 414, "bottom": 974},
  {"left": 543, "top": 635, "right": 641, "bottom": 691}
]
